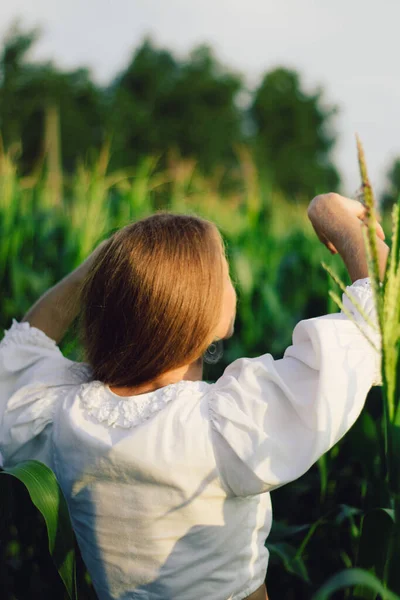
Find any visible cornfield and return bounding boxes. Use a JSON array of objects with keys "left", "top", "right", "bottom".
[{"left": 1, "top": 137, "right": 399, "bottom": 600}]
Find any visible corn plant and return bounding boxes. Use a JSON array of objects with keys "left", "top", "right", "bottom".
[
  {"left": 312, "top": 138, "right": 400, "bottom": 599},
  {"left": 0, "top": 460, "right": 77, "bottom": 599}
]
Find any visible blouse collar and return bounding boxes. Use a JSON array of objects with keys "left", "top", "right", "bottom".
[{"left": 78, "top": 378, "right": 210, "bottom": 429}]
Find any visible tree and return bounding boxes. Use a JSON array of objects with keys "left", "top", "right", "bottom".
[
  {"left": 0, "top": 25, "right": 40, "bottom": 154},
  {"left": 250, "top": 68, "right": 340, "bottom": 198},
  {"left": 381, "top": 158, "right": 400, "bottom": 213},
  {"left": 160, "top": 45, "right": 243, "bottom": 172},
  {"left": 107, "top": 39, "right": 180, "bottom": 170},
  {"left": 0, "top": 24, "right": 105, "bottom": 173},
  {"left": 108, "top": 41, "right": 243, "bottom": 172}
]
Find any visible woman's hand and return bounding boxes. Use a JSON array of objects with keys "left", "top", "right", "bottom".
[
  {"left": 308, "top": 193, "right": 385, "bottom": 255},
  {"left": 308, "top": 192, "right": 389, "bottom": 282}
]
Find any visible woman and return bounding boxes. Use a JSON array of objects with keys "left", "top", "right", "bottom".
[{"left": 0, "top": 193, "right": 388, "bottom": 600}]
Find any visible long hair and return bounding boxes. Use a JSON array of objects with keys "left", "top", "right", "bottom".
[{"left": 77, "top": 213, "right": 226, "bottom": 387}]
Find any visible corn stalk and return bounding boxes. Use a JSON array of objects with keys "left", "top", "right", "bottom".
[{"left": 321, "top": 138, "right": 400, "bottom": 596}]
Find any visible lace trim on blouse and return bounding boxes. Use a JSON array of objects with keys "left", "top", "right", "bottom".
[{"left": 78, "top": 379, "right": 209, "bottom": 429}]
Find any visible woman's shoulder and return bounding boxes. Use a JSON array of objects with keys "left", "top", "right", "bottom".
[{"left": 0, "top": 319, "right": 92, "bottom": 388}]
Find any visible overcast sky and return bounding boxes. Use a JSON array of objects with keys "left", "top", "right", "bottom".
[{"left": 0, "top": 0, "right": 399, "bottom": 196}]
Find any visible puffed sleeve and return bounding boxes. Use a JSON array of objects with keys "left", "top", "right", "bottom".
[
  {"left": 0, "top": 319, "right": 91, "bottom": 468},
  {"left": 208, "top": 278, "right": 381, "bottom": 497}
]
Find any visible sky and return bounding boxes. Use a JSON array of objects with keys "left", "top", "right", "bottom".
[{"left": 0, "top": 0, "right": 399, "bottom": 196}]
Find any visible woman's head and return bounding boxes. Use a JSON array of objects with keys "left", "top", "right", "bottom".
[{"left": 78, "top": 213, "right": 236, "bottom": 387}]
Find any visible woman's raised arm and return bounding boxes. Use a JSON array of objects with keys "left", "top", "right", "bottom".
[
  {"left": 21, "top": 240, "right": 108, "bottom": 344},
  {"left": 207, "top": 193, "right": 389, "bottom": 497}
]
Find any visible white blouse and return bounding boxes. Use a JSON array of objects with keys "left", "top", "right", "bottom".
[{"left": 0, "top": 278, "right": 380, "bottom": 600}]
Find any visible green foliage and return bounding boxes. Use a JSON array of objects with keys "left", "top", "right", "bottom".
[
  {"left": 0, "top": 460, "right": 77, "bottom": 599},
  {"left": 314, "top": 139, "right": 400, "bottom": 598},
  {"left": 0, "top": 24, "right": 105, "bottom": 174},
  {"left": 381, "top": 158, "right": 400, "bottom": 213},
  {"left": 355, "top": 508, "right": 395, "bottom": 597},
  {"left": 312, "top": 569, "right": 400, "bottom": 600},
  {"left": 251, "top": 68, "right": 340, "bottom": 197},
  {"left": 108, "top": 41, "right": 243, "bottom": 173}
]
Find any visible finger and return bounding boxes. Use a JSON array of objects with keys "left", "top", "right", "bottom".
[
  {"left": 376, "top": 221, "right": 386, "bottom": 240},
  {"left": 361, "top": 218, "right": 386, "bottom": 240},
  {"left": 326, "top": 241, "right": 338, "bottom": 254},
  {"left": 315, "top": 230, "right": 338, "bottom": 254}
]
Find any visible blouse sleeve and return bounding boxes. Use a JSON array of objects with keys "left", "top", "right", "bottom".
[
  {"left": 0, "top": 319, "right": 89, "bottom": 468},
  {"left": 208, "top": 278, "right": 381, "bottom": 497}
]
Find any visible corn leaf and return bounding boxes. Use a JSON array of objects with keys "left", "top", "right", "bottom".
[
  {"left": 0, "top": 460, "right": 77, "bottom": 600},
  {"left": 268, "top": 541, "right": 310, "bottom": 583},
  {"left": 354, "top": 508, "right": 395, "bottom": 598},
  {"left": 312, "top": 568, "right": 400, "bottom": 600}
]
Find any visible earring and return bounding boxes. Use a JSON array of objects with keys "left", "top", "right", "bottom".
[{"left": 203, "top": 339, "right": 224, "bottom": 365}]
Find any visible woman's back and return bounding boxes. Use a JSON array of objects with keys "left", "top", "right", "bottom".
[
  {"left": 0, "top": 285, "right": 380, "bottom": 598},
  {"left": 56, "top": 378, "right": 271, "bottom": 600}
]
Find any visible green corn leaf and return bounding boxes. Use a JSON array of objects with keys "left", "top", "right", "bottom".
[
  {"left": 0, "top": 460, "right": 77, "bottom": 600},
  {"left": 267, "top": 521, "right": 310, "bottom": 543},
  {"left": 317, "top": 454, "right": 328, "bottom": 502},
  {"left": 383, "top": 203, "right": 399, "bottom": 312},
  {"left": 268, "top": 541, "right": 310, "bottom": 583},
  {"left": 381, "top": 205, "right": 398, "bottom": 343},
  {"left": 295, "top": 519, "right": 325, "bottom": 559},
  {"left": 354, "top": 508, "right": 395, "bottom": 598},
  {"left": 381, "top": 262, "right": 400, "bottom": 421},
  {"left": 312, "top": 568, "right": 400, "bottom": 600}
]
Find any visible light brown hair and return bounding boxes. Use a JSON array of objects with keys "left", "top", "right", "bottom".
[{"left": 78, "top": 212, "right": 226, "bottom": 387}]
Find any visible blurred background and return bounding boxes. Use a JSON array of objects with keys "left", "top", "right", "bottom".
[{"left": 0, "top": 1, "right": 397, "bottom": 598}]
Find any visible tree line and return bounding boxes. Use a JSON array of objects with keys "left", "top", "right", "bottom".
[{"left": 0, "top": 24, "right": 398, "bottom": 205}]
